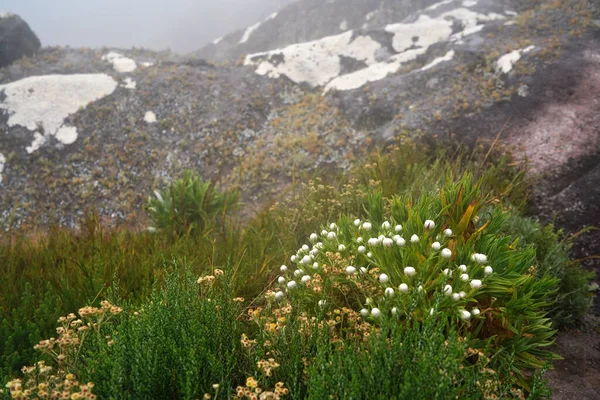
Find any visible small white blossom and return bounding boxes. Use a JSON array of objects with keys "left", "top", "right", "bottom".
[
  {"left": 357, "top": 237, "right": 363, "bottom": 243},
  {"left": 460, "top": 274, "right": 469, "bottom": 282},
  {"left": 444, "top": 284, "right": 453, "bottom": 295},
  {"left": 316, "top": 242, "right": 323, "bottom": 249},
  {"left": 378, "top": 234, "right": 386, "bottom": 241},
  {"left": 327, "top": 231, "right": 337, "bottom": 240},
  {"left": 312, "top": 262, "right": 319, "bottom": 269},
  {"left": 432, "top": 241, "right": 441, "bottom": 251},
  {"left": 441, "top": 248, "right": 452, "bottom": 259},
  {"left": 458, "top": 265, "right": 467, "bottom": 272},
  {"left": 460, "top": 310, "right": 471, "bottom": 321},
  {"left": 358, "top": 245, "right": 366, "bottom": 254},
  {"left": 395, "top": 224, "right": 403, "bottom": 232},
  {"left": 392, "top": 307, "right": 398, "bottom": 315},
  {"left": 404, "top": 266, "right": 416, "bottom": 276},
  {"left": 392, "top": 234, "right": 401, "bottom": 241},
  {"left": 382, "top": 238, "right": 394, "bottom": 247},
  {"left": 360, "top": 308, "right": 369, "bottom": 317},
  {"left": 345, "top": 266, "right": 357, "bottom": 275},
  {"left": 371, "top": 308, "right": 381, "bottom": 318},
  {"left": 301, "top": 255, "right": 311, "bottom": 265},
  {"left": 410, "top": 234, "right": 420, "bottom": 243},
  {"left": 280, "top": 265, "right": 288, "bottom": 272},
  {"left": 396, "top": 237, "right": 406, "bottom": 246},
  {"left": 429, "top": 308, "right": 435, "bottom": 316},
  {"left": 385, "top": 287, "right": 395, "bottom": 297},
  {"left": 362, "top": 222, "right": 372, "bottom": 231},
  {"left": 301, "top": 275, "right": 311, "bottom": 283},
  {"left": 321, "top": 229, "right": 328, "bottom": 235},
  {"left": 310, "top": 233, "right": 318, "bottom": 242},
  {"left": 367, "top": 252, "right": 373, "bottom": 258},
  {"left": 330, "top": 223, "right": 337, "bottom": 230},
  {"left": 360, "top": 267, "right": 367, "bottom": 274},
  {"left": 277, "top": 276, "right": 286, "bottom": 284},
  {"left": 302, "top": 244, "right": 309, "bottom": 252},
  {"left": 275, "top": 291, "right": 284, "bottom": 301},
  {"left": 424, "top": 220, "right": 435, "bottom": 230},
  {"left": 354, "top": 218, "right": 361, "bottom": 226},
  {"left": 443, "top": 268, "right": 452, "bottom": 277},
  {"left": 338, "top": 244, "right": 346, "bottom": 251},
  {"left": 368, "top": 238, "right": 380, "bottom": 246},
  {"left": 471, "top": 308, "right": 480, "bottom": 316},
  {"left": 382, "top": 221, "right": 391, "bottom": 230},
  {"left": 318, "top": 300, "right": 326, "bottom": 307},
  {"left": 291, "top": 255, "right": 296, "bottom": 263},
  {"left": 472, "top": 253, "right": 488, "bottom": 264},
  {"left": 399, "top": 283, "right": 409, "bottom": 293},
  {"left": 443, "top": 229, "right": 453, "bottom": 237},
  {"left": 418, "top": 285, "right": 423, "bottom": 292},
  {"left": 470, "top": 279, "right": 482, "bottom": 289},
  {"left": 287, "top": 281, "right": 297, "bottom": 290},
  {"left": 365, "top": 298, "right": 373, "bottom": 305},
  {"left": 459, "top": 291, "right": 466, "bottom": 298},
  {"left": 294, "top": 269, "right": 303, "bottom": 276},
  {"left": 484, "top": 266, "right": 493, "bottom": 275},
  {"left": 452, "top": 293, "right": 460, "bottom": 301},
  {"left": 379, "top": 273, "right": 389, "bottom": 283}
]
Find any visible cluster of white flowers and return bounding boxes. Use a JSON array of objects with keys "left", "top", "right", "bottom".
[{"left": 272, "top": 217, "right": 495, "bottom": 322}]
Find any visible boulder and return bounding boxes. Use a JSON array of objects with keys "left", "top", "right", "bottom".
[{"left": 0, "top": 12, "right": 41, "bottom": 67}]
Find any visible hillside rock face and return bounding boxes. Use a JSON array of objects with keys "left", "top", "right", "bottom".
[
  {"left": 0, "top": 12, "right": 41, "bottom": 68},
  {"left": 0, "top": 1, "right": 599, "bottom": 274}
]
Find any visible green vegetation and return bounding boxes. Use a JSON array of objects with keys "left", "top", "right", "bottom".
[{"left": 0, "top": 138, "right": 594, "bottom": 398}]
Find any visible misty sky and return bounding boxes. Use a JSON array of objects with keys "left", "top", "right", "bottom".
[{"left": 2, "top": 0, "right": 293, "bottom": 53}]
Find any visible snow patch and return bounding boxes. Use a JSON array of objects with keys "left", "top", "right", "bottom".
[
  {"left": 144, "top": 111, "right": 157, "bottom": 123},
  {"left": 462, "top": 0, "right": 478, "bottom": 7},
  {"left": 505, "top": 10, "right": 518, "bottom": 16},
  {"left": 420, "top": 50, "right": 455, "bottom": 71},
  {"left": 213, "top": 37, "right": 223, "bottom": 45},
  {"left": 365, "top": 11, "right": 375, "bottom": 21},
  {"left": 496, "top": 46, "right": 535, "bottom": 73},
  {"left": 0, "top": 74, "right": 118, "bottom": 153},
  {"left": 0, "top": 11, "right": 14, "bottom": 18},
  {"left": 102, "top": 52, "right": 137, "bottom": 73},
  {"left": 141, "top": 62, "right": 154, "bottom": 67},
  {"left": 504, "top": 20, "right": 516, "bottom": 26},
  {"left": 339, "top": 20, "right": 348, "bottom": 31},
  {"left": 122, "top": 77, "right": 136, "bottom": 89},
  {"left": 0, "top": 153, "right": 5, "bottom": 184}
]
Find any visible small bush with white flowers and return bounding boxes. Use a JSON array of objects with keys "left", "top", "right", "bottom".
[{"left": 267, "top": 174, "right": 558, "bottom": 390}]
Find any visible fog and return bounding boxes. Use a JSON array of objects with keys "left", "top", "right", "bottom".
[{"left": 2, "top": 0, "right": 294, "bottom": 53}]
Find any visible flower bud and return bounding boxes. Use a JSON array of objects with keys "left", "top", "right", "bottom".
[
  {"left": 301, "top": 275, "right": 311, "bottom": 283},
  {"left": 330, "top": 223, "right": 337, "bottom": 230},
  {"left": 460, "top": 310, "right": 471, "bottom": 321},
  {"left": 318, "top": 300, "right": 326, "bottom": 308},
  {"left": 354, "top": 219, "right": 361, "bottom": 226},
  {"left": 346, "top": 266, "right": 357, "bottom": 275},
  {"left": 275, "top": 291, "right": 284, "bottom": 301},
  {"left": 379, "top": 273, "right": 389, "bottom": 283},
  {"left": 371, "top": 308, "right": 381, "bottom": 318},
  {"left": 470, "top": 308, "right": 480, "bottom": 316},
  {"left": 432, "top": 241, "right": 441, "bottom": 251},
  {"left": 385, "top": 287, "right": 395, "bottom": 297},
  {"left": 443, "top": 229, "right": 453, "bottom": 237},
  {"left": 287, "top": 281, "right": 297, "bottom": 290},
  {"left": 367, "top": 252, "right": 373, "bottom": 258},
  {"left": 360, "top": 309, "right": 369, "bottom": 317},
  {"left": 338, "top": 244, "right": 346, "bottom": 251},
  {"left": 399, "top": 283, "right": 409, "bottom": 293},
  {"left": 327, "top": 231, "right": 337, "bottom": 240},
  {"left": 484, "top": 266, "right": 493, "bottom": 275},
  {"left": 277, "top": 276, "right": 286, "bottom": 284},
  {"left": 411, "top": 234, "right": 420, "bottom": 243},
  {"left": 404, "top": 266, "right": 416, "bottom": 276},
  {"left": 302, "top": 244, "right": 309, "bottom": 251},
  {"left": 443, "top": 268, "right": 452, "bottom": 277},
  {"left": 310, "top": 233, "right": 318, "bottom": 242},
  {"left": 395, "top": 224, "right": 403, "bottom": 232},
  {"left": 358, "top": 245, "right": 366, "bottom": 254},
  {"left": 280, "top": 265, "right": 288, "bottom": 272},
  {"left": 441, "top": 248, "right": 452, "bottom": 259},
  {"left": 362, "top": 222, "right": 372, "bottom": 231},
  {"left": 312, "top": 262, "right": 319, "bottom": 269},
  {"left": 382, "top": 238, "right": 394, "bottom": 247},
  {"left": 460, "top": 274, "right": 469, "bottom": 282},
  {"left": 391, "top": 307, "right": 398, "bottom": 315},
  {"left": 424, "top": 220, "right": 435, "bottom": 229},
  {"left": 382, "top": 221, "right": 391, "bottom": 230},
  {"left": 452, "top": 293, "right": 460, "bottom": 301},
  {"left": 396, "top": 237, "right": 406, "bottom": 246},
  {"left": 470, "top": 279, "right": 482, "bottom": 289},
  {"left": 458, "top": 265, "right": 467, "bottom": 272},
  {"left": 444, "top": 284, "right": 453, "bottom": 295},
  {"left": 368, "top": 238, "right": 380, "bottom": 246},
  {"left": 472, "top": 253, "right": 487, "bottom": 264}
]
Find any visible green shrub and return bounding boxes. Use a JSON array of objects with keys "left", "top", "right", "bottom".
[
  {"left": 145, "top": 170, "right": 239, "bottom": 237},
  {"left": 497, "top": 215, "right": 594, "bottom": 326},
  {"left": 268, "top": 174, "right": 558, "bottom": 390}
]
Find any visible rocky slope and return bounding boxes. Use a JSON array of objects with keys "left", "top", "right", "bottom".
[{"left": 1, "top": 0, "right": 599, "bottom": 270}]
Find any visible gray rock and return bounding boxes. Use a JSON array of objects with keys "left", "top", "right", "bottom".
[{"left": 0, "top": 13, "right": 41, "bottom": 67}]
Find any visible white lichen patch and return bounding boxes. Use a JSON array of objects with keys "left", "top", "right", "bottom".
[
  {"left": 247, "top": 31, "right": 381, "bottom": 87},
  {"left": 239, "top": 12, "right": 278, "bottom": 45},
  {"left": 0, "top": 153, "right": 5, "bottom": 184},
  {"left": 496, "top": 46, "right": 535, "bottom": 73},
  {"left": 0, "top": 74, "right": 118, "bottom": 153},
  {"left": 122, "top": 77, "right": 136, "bottom": 89},
  {"left": 141, "top": 61, "right": 154, "bottom": 67},
  {"left": 246, "top": 6, "right": 508, "bottom": 92},
  {"left": 102, "top": 52, "right": 137, "bottom": 73},
  {"left": 421, "top": 50, "right": 455, "bottom": 71},
  {"left": 144, "top": 111, "right": 157, "bottom": 123}
]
